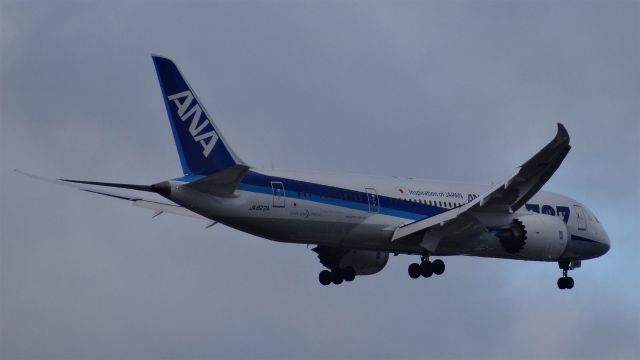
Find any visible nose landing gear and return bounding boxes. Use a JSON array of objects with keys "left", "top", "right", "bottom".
[
  {"left": 557, "top": 275, "right": 574, "bottom": 289},
  {"left": 557, "top": 260, "right": 580, "bottom": 290},
  {"left": 408, "top": 256, "right": 445, "bottom": 279}
]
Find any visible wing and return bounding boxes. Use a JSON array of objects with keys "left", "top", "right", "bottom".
[
  {"left": 15, "top": 170, "right": 208, "bottom": 221},
  {"left": 392, "top": 123, "right": 571, "bottom": 245}
]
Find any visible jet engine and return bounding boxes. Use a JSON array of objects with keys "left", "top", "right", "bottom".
[
  {"left": 338, "top": 250, "right": 389, "bottom": 275},
  {"left": 494, "top": 214, "right": 568, "bottom": 260},
  {"left": 313, "top": 246, "right": 389, "bottom": 275}
]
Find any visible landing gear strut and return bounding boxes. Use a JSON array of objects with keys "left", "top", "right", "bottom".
[
  {"left": 408, "top": 256, "right": 445, "bottom": 279},
  {"left": 318, "top": 267, "right": 356, "bottom": 286},
  {"left": 557, "top": 260, "right": 580, "bottom": 290}
]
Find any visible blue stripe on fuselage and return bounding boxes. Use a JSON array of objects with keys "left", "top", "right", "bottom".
[{"left": 238, "top": 170, "right": 445, "bottom": 221}]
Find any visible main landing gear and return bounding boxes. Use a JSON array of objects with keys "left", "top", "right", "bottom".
[
  {"left": 318, "top": 267, "right": 356, "bottom": 286},
  {"left": 408, "top": 256, "right": 445, "bottom": 279},
  {"left": 557, "top": 260, "right": 580, "bottom": 290}
]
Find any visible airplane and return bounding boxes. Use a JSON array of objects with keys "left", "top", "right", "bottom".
[{"left": 19, "top": 55, "right": 610, "bottom": 290}]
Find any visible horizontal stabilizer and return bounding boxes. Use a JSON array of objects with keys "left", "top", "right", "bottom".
[
  {"left": 185, "top": 164, "right": 250, "bottom": 196},
  {"left": 59, "top": 178, "right": 154, "bottom": 193},
  {"left": 132, "top": 199, "right": 207, "bottom": 220},
  {"left": 15, "top": 170, "right": 206, "bottom": 221}
]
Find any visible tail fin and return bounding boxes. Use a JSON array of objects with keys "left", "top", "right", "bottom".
[{"left": 152, "top": 55, "right": 245, "bottom": 175}]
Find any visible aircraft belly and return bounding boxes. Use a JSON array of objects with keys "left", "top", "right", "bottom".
[
  {"left": 209, "top": 216, "right": 383, "bottom": 245},
  {"left": 199, "top": 191, "right": 402, "bottom": 247}
]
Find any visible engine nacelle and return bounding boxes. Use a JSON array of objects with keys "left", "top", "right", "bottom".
[
  {"left": 495, "top": 214, "right": 568, "bottom": 260},
  {"left": 338, "top": 250, "right": 389, "bottom": 275}
]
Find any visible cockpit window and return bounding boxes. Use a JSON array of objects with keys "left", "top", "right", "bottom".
[{"left": 585, "top": 208, "right": 601, "bottom": 224}]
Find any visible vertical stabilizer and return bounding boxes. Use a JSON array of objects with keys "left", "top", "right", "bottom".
[{"left": 152, "top": 55, "right": 245, "bottom": 175}]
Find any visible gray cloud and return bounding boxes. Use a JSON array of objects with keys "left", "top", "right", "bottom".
[{"left": 1, "top": 1, "right": 639, "bottom": 359}]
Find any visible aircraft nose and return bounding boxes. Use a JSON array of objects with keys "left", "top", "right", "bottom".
[
  {"left": 589, "top": 227, "right": 611, "bottom": 258},
  {"left": 586, "top": 235, "right": 609, "bottom": 258},
  {"left": 600, "top": 229, "right": 611, "bottom": 255}
]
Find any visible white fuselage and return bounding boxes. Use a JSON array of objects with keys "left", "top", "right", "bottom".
[{"left": 164, "top": 168, "right": 610, "bottom": 262}]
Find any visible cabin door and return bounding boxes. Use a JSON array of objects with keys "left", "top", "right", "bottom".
[
  {"left": 271, "top": 181, "right": 286, "bottom": 208},
  {"left": 365, "top": 188, "right": 379, "bottom": 213}
]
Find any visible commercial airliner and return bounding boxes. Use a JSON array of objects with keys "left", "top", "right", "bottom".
[{"left": 20, "top": 55, "right": 610, "bottom": 290}]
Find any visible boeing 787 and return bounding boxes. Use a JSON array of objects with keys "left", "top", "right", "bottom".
[{"left": 20, "top": 56, "right": 610, "bottom": 289}]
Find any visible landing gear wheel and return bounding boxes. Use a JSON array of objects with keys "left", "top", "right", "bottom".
[
  {"left": 331, "top": 271, "right": 344, "bottom": 285},
  {"left": 343, "top": 267, "right": 356, "bottom": 282},
  {"left": 432, "top": 259, "right": 445, "bottom": 275},
  {"left": 319, "top": 270, "right": 332, "bottom": 286},
  {"left": 408, "top": 263, "right": 421, "bottom": 279},
  {"left": 566, "top": 277, "right": 574, "bottom": 289},
  {"left": 420, "top": 261, "right": 433, "bottom": 278},
  {"left": 557, "top": 277, "right": 574, "bottom": 290}
]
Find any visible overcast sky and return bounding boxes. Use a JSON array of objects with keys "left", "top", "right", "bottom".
[{"left": 1, "top": 1, "right": 639, "bottom": 359}]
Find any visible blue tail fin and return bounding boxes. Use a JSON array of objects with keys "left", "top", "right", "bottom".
[{"left": 152, "top": 55, "right": 245, "bottom": 175}]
